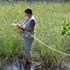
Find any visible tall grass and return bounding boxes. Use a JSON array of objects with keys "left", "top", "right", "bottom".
[{"left": 0, "top": 2, "right": 70, "bottom": 67}]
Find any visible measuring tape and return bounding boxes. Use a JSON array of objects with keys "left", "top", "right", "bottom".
[{"left": 31, "top": 35, "right": 70, "bottom": 57}]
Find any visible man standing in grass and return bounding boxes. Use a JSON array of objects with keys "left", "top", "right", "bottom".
[{"left": 17, "top": 8, "right": 35, "bottom": 66}]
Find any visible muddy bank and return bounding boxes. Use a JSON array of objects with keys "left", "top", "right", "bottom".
[{"left": 0, "top": 61, "right": 70, "bottom": 70}]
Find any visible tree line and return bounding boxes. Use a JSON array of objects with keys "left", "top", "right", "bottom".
[{"left": 0, "top": 0, "right": 70, "bottom": 3}]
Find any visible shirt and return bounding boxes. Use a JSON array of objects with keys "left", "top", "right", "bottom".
[{"left": 23, "top": 16, "right": 36, "bottom": 39}]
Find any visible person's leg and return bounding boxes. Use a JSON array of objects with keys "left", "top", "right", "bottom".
[{"left": 24, "top": 38, "right": 33, "bottom": 62}]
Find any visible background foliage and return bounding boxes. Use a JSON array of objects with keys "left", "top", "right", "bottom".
[{"left": 0, "top": 2, "right": 70, "bottom": 68}]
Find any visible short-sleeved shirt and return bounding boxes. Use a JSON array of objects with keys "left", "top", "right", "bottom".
[
  {"left": 23, "top": 16, "right": 35, "bottom": 39},
  {"left": 30, "top": 19, "right": 35, "bottom": 30}
]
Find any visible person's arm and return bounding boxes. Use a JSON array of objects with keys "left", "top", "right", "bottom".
[
  {"left": 17, "top": 23, "right": 25, "bottom": 31},
  {"left": 17, "top": 25, "right": 24, "bottom": 31}
]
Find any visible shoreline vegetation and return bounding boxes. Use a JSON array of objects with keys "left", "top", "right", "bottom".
[{"left": 0, "top": 2, "right": 70, "bottom": 70}]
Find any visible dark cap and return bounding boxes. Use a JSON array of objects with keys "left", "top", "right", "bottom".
[{"left": 24, "top": 8, "right": 33, "bottom": 15}]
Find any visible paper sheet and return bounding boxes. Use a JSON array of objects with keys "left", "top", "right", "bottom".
[{"left": 11, "top": 23, "right": 25, "bottom": 29}]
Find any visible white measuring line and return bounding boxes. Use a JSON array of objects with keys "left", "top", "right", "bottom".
[
  {"left": 32, "top": 35, "right": 70, "bottom": 69},
  {"left": 31, "top": 35, "right": 70, "bottom": 57},
  {"left": 63, "top": 64, "right": 70, "bottom": 69}
]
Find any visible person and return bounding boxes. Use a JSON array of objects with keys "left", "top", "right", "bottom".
[{"left": 17, "top": 8, "right": 36, "bottom": 66}]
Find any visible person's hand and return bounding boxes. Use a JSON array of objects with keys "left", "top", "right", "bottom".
[
  {"left": 17, "top": 25, "right": 25, "bottom": 31},
  {"left": 16, "top": 24, "right": 20, "bottom": 28}
]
